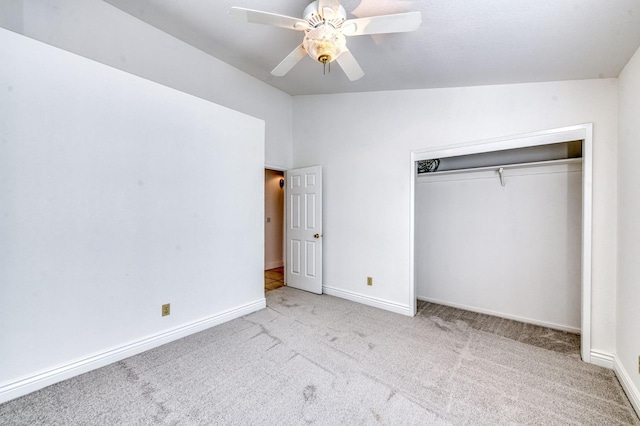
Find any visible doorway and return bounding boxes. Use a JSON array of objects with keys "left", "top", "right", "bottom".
[
  {"left": 410, "top": 124, "right": 593, "bottom": 362},
  {"left": 264, "top": 169, "right": 285, "bottom": 292}
]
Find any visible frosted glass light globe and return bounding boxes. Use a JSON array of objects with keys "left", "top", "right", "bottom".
[{"left": 303, "top": 25, "right": 346, "bottom": 64}]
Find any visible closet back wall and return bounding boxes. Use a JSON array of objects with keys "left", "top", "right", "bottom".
[{"left": 415, "top": 161, "right": 582, "bottom": 331}]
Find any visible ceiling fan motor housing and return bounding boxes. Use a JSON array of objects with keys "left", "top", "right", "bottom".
[
  {"left": 302, "top": 1, "right": 348, "bottom": 64},
  {"left": 303, "top": 1, "right": 347, "bottom": 26}
]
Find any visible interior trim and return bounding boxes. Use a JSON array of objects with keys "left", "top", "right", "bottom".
[
  {"left": 0, "top": 298, "right": 266, "bottom": 404},
  {"left": 614, "top": 355, "right": 640, "bottom": 417},
  {"left": 323, "top": 285, "right": 412, "bottom": 317},
  {"left": 590, "top": 350, "right": 615, "bottom": 369},
  {"left": 418, "top": 296, "right": 581, "bottom": 334}
]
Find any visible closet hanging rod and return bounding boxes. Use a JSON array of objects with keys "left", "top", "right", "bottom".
[{"left": 418, "top": 157, "right": 582, "bottom": 177}]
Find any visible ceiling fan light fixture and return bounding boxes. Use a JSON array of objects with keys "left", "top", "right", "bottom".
[
  {"left": 303, "top": 25, "right": 346, "bottom": 64},
  {"left": 230, "top": 0, "right": 422, "bottom": 81}
]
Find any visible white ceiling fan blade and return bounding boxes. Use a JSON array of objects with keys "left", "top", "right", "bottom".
[
  {"left": 341, "top": 11, "right": 422, "bottom": 36},
  {"left": 336, "top": 49, "right": 365, "bottom": 81},
  {"left": 271, "top": 44, "right": 307, "bottom": 76},
  {"left": 229, "top": 7, "right": 310, "bottom": 31},
  {"left": 318, "top": 0, "right": 341, "bottom": 20}
]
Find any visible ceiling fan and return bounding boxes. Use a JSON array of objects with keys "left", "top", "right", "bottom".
[{"left": 229, "top": 0, "right": 422, "bottom": 81}]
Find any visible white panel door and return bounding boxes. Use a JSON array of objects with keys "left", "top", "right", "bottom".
[{"left": 285, "top": 166, "right": 322, "bottom": 294}]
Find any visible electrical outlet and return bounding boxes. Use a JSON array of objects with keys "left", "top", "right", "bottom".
[
  {"left": 367, "top": 276, "right": 373, "bottom": 286},
  {"left": 162, "top": 303, "right": 170, "bottom": 317}
]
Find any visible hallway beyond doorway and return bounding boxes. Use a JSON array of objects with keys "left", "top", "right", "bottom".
[{"left": 265, "top": 267, "right": 284, "bottom": 292}]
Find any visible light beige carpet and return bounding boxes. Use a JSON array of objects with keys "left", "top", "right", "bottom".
[
  {"left": 417, "top": 300, "right": 582, "bottom": 357},
  {"left": 1, "top": 287, "right": 638, "bottom": 425}
]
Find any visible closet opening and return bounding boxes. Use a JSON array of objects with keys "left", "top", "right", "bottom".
[{"left": 409, "top": 124, "right": 593, "bottom": 363}]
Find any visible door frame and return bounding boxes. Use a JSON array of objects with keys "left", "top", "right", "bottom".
[{"left": 409, "top": 123, "right": 593, "bottom": 363}]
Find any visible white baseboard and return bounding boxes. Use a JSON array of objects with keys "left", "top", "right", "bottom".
[
  {"left": 417, "top": 296, "right": 581, "bottom": 334},
  {"left": 590, "top": 350, "right": 614, "bottom": 369},
  {"left": 264, "top": 261, "right": 284, "bottom": 270},
  {"left": 323, "top": 286, "right": 412, "bottom": 317},
  {"left": 0, "top": 298, "right": 266, "bottom": 404},
  {"left": 614, "top": 355, "right": 640, "bottom": 417}
]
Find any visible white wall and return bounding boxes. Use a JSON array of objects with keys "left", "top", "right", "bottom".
[
  {"left": 416, "top": 161, "right": 582, "bottom": 331},
  {"left": 293, "top": 79, "right": 618, "bottom": 354},
  {"left": 0, "top": 0, "right": 293, "bottom": 170},
  {"left": 0, "top": 0, "right": 22, "bottom": 33},
  {"left": 616, "top": 45, "right": 640, "bottom": 411},
  {"left": 0, "top": 0, "right": 630, "bottom": 401},
  {"left": 265, "top": 169, "right": 285, "bottom": 270},
  {"left": 0, "top": 28, "right": 264, "bottom": 402}
]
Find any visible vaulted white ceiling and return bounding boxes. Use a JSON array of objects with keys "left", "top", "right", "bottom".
[{"left": 104, "top": 0, "right": 640, "bottom": 96}]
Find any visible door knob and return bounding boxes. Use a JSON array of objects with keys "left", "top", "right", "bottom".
[{"left": 314, "top": 233, "right": 322, "bottom": 239}]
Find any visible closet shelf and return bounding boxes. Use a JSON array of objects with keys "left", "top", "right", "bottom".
[{"left": 416, "top": 158, "right": 583, "bottom": 183}]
